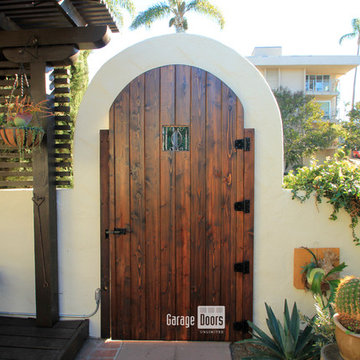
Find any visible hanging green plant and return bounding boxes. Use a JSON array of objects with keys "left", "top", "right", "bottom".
[{"left": 283, "top": 150, "right": 360, "bottom": 245}]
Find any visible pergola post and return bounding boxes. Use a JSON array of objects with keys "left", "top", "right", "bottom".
[
  {"left": 1, "top": 24, "right": 113, "bottom": 328},
  {"left": 31, "top": 61, "right": 59, "bottom": 327}
]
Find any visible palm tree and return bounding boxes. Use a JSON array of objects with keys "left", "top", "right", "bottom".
[
  {"left": 130, "top": 0, "right": 225, "bottom": 33},
  {"left": 339, "top": 18, "right": 360, "bottom": 108},
  {"left": 105, "top": 0, "right": 136, "bottom": 27}
]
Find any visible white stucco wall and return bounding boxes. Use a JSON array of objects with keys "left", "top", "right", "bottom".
[{"left": 0, "top": 34, "right": 359, "bottom": 338}]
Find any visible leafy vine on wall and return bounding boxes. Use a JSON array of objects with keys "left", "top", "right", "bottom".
[{"left": 283, "top": 150, "right": 360, "bottom": 245}]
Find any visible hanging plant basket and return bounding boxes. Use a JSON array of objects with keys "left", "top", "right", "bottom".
[
  {"left": 0, "top": 70, "right": 52, "bottom": 152},
  {"left": 0, "top": 126, "right": 44, "bottom": 150}
]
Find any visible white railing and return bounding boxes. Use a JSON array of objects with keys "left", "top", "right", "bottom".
[{"left": 305, "top": 78, "right": 337, "bottom": 93}]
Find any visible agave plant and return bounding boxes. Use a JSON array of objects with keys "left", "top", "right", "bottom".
[{"left": 238, "top": 300, "right": 318, "bottom": 360}]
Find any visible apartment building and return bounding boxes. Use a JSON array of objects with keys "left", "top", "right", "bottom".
[{"left": 247, "top": 46, "right": 360, "bottom": 121}]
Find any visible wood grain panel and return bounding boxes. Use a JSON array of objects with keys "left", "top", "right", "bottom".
[
  {"left": 106, "top": 65, "right": 254, "bottom": 341},
  {"left": 100, "top": 130, "right": 110, "bottom": 339},
  {"left": 190, "top": 67, "right": 206, "bottom": 341},
  {"left": 144, "top": 68, "right": 161, "bottom": 339},
  {"left": 221, "top": 85, "right": 237, "bottom": 341},
  {"left": 113, "top": 87, "right": 132, "bottom": 339},
  {"left": 108, "top": 98, "right": 117, "bottom": 338},
  {"left": 175, "top": 65, "right": 191, "bottom": 340},
  {"left": 243, "top": 128, "right": 255, "bottom": 337},
  {"left": 129, "top": 75, "right": 146, "bottom": 340},
  {"left": 205, "top": 73, "right": 222, "bottom": 313},
  {"left": 159, "top": 65, "right": 176, "bottom": 340},
  {"left": 235, "top": 99, "right": 245, "bottom": 339}
]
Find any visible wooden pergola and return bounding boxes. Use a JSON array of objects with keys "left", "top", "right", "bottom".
[{"left": 0, "top": 1, "right": 119, "bottom": 329}]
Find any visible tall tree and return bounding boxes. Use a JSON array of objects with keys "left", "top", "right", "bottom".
[
  {"left": 130, "top": 0, "right": 225, "bottom": 33},
  {"left": 339, "top": 18, "right": 360, "bottom": 108},
  {"left": 274, "top": 88, "right": 339, "bottom": 172}
]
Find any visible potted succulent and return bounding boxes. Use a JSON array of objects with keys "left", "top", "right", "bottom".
[
  {"left": 0, "top": 95, "right": 51, "bottom": 150},
  {"left": 334, "top": 276, "right": 360, "bottom": 360}
]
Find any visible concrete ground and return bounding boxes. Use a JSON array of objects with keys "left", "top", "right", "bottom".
[{"left": 75, "top": 338, "right": 232, "bottom": 360}]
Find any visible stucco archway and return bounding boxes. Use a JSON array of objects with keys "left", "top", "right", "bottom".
[{"left": 64, "top": 34, "right": 284, "bottom": 336}]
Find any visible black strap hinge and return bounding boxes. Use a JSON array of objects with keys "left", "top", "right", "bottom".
[
  {"left": 234, "top": 261, "right": 250, "bottom": 274},
  {"left": 233, "top": 320, "right": 250, "bottom": 332},
  {"left": 234, "top": 137, "right": 251, "bottom": 151},
  {"left": 105, "top": 228, "right": 130, "bottom": 238},
  {"left": 234, "top": 200, "right": 250, "bottom": 213}
]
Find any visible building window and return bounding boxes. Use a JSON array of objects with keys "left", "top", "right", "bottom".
[
  {"left": 162, "top": 126, "right": 190, "bottom": 151},
  {"left": 306, "top": 75, "right": 330, "bottom": 92},
  {"left": 318, "top": 101, "right": 331, "bottom": 119}
]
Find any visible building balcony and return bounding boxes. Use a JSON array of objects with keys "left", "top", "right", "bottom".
[{"left": 305, "top": 76, "right": 339, "bottom": 95}]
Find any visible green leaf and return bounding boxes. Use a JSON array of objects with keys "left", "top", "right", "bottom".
[
  {"left": 289, "top": 302, "right": 300, "bottom": 343},
  {"left": 324, "top": 262, "right": 347, "bottom": 279},
  {"left": 245, "top": 321, "right": 282, "bottom": 356}
]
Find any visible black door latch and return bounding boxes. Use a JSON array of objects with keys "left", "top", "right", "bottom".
[{"left": 105, "top": 228, "right": 130, "bottom": 238}]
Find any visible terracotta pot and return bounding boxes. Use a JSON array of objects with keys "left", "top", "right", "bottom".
[
  {"left": 0, "top": 127, "right": 44, "bottom": 149},
  {"left": 334, "top": 313, "right": 360, "bottom": 360}
]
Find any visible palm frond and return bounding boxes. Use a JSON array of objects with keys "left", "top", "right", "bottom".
[
  {"left": 104, "top": 0, "right": 136, "bottom": 26},
  {"left": 339, "top": 32, "right": 356, "bottom": 44},
  {"left": 340, "top": 18, "right": 360, "bottom": 44},
  {"left": 187, "top": 0, "right": 225, "bottom": 29},
  {"left": 119, "top": 0, "right": 136, "bottom": 17},
  {"left": 169, "top": 17, "right": 176, "bottom": 27},
  {"left": 130, "top": 3, "right": 171, "bottom": 30}
]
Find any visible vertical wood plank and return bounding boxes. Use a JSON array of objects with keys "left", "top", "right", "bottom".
[
  {"left": 113, "top": 87, "right": 132, "bottom": 339},
  {"left": 243, "top": 128, "right": 255, "bottom": 335},
  {"left": 205, "top": 73, "right": 222, "bottom": 314},
  {"left": 129, "top": 75, "right": 146, "bottom": 340},
  {"left": 221, "top": 85, "right": 237, "bottom": 341},
  {"left": 235, "top": 99, "right": 245, "bottom": 340},
  {"left": 159, "top": 65, "right": 176, "bottom": 340},
  {"left": 190, "top": 67, "right": 206, "bottom": 341},
  {"left": 108, "top": 98, "right": 117, "bottom": 338},
  {"left": 100, "top": 130, "right": 110, "bottom": 339},
  {"left": 144, "top": 68, "right": 161, "bottom": 339},
  {"left": 175, "top": 65, "right": 191, "bottom": 340}
]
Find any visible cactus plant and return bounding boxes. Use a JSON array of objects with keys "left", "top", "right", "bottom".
[{"left": 335, "top": 276, "right": 360, "bottom": 333}]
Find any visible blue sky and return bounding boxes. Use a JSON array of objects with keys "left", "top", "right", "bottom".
[{"left": 89, "top": 0, "right": 360, "bottom": 110}]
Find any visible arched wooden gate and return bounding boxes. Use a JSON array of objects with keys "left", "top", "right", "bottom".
[{"left": 100, "top": 65, "right": 254, "bottom": 341}]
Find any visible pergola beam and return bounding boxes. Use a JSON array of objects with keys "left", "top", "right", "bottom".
[
  {"left": 0, "top": 25, "right": 111, "bottom": 50},
  {"left": 3, "top": 45, "right": 79, "bottom": 65},
  {"left": 0, "top": 13, "right": 21, "bottom": 31},
  {"left": 52, "top": 0, "right": 87, "bottom": 27}
]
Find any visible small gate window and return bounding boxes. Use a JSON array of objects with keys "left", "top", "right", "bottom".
[{"left": 162, "top": 126, "right": 189, "bottom": 151}]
